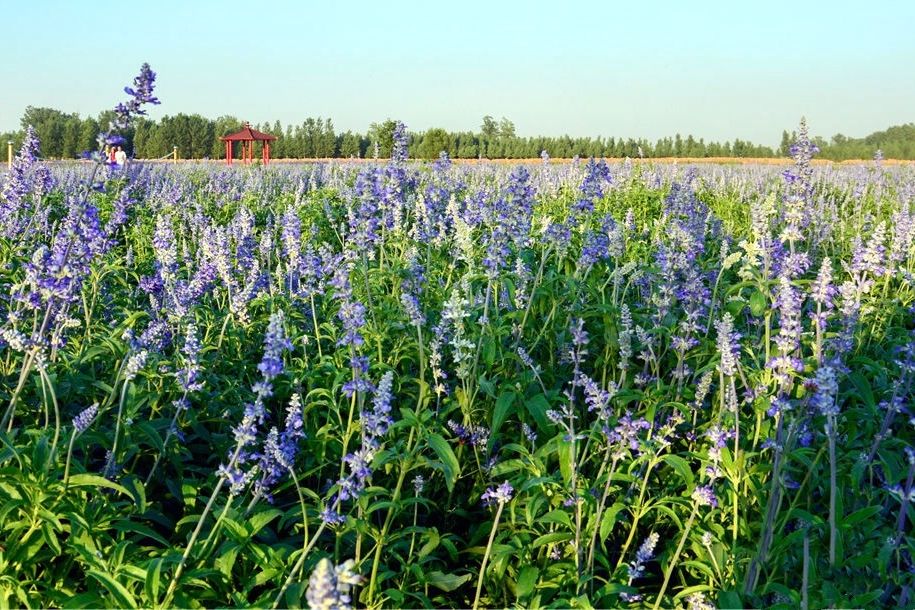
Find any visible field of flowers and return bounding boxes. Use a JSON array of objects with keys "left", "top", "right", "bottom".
[{"left": 1, "top": 67, "right": 914, "bottom": 609}]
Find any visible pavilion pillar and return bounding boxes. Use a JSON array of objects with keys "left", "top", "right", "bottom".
[
  {"left": 265, "top": 142, "right": 270, "bottom": 165},
  {"left": 226, "top": 140, "right": 232, "bottom": 165}
]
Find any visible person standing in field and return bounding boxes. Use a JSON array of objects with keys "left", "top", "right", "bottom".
[{"left": 114, "top": 146, "right": 127, "bottom": 167}]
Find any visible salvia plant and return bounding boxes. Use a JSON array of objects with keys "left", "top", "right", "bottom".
[{"left": 0, "top": 65, "right": 913, "bottom": 610}]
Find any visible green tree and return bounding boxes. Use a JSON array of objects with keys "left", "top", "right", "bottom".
[
  {"left": 498, "top": 117, "right": 516, "bottom": 139},
  {"left": 481, "top": 115, "right": 498, "bottom": 138},
  {"left": 416, "top": 128, "right": 452, "bottom": 159},
  {"left": 211, "top": 115, "right": 242, "bottom": 159},
  {"left": 317, "top": 118, "right": 336, "bottom": 158},
  {"left": 21, "top": 106, "right": 75, "bottom": 158},
  {"left": 79, "top": 117, "right": 100, "bottom": 155},
  {"left": 339, "top": 131, "right": 361, "bottom": 158},
  {"left": 368, "top": 119, "right": 398, "bottom": 158}
]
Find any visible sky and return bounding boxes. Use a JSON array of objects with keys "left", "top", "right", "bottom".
[{"left": 1, "top": 0, "right": 913, "bottom": 147}]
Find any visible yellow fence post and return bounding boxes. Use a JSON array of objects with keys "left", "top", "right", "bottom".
[
  {"left": 7, "top": 141, "right": 12, "bottom": 169},
  {"left": 173, "top": 146, "right": 178, "bottom": 165}
]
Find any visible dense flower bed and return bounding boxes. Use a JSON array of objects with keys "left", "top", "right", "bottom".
[{"left": 1, "top": 68, "right": 914, "bottom": 609}]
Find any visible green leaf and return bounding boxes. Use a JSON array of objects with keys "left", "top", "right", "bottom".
[
  {"left": 247, "top": 508, "right": 282, "bottom": 536},
  {"left": 661, "top": 454, "right": 694, "bottom": 488},
  {"left": 541, "top": 509, "right": 572, "bottom": 529},
  {"left": 599, "top": 503, "right": 624, "bottom": 542},
  {"left": 849, "top": 590, "right": 883, "bottom": 607},
  {"left": 841, "top": 505, "right": 881, "bottom": 530},
  {"left": 483, "top": 338, "right": 496, "bottom": 366},
  {"left": 718, "top": 589, "right": 743, "bottom": 609},
  {"left": 532, "top": 531, "right": 572, "bottom": 549},
  {"left": 749, "top": 290, "right": 767, "bottom": 317},
  {"left": 516, "top": 566, "right": 539, "bottom": 600},
  {"left": 40, "top": 522, "right": 61, "bottom": 555},
  {"left": 427, "top": 433, "right": 461, "bottom": 492},
  {"left": 418, "top": 529, "right": 440, "bottom": 559},
  {"left": 112, "top": 519, "right": 169, "bottom": 547},
  {"left": 215, "top": 545, "right": 240, "bottom": 579},
  {"left": 558, "top": 441, "right": 574, "bottom": 485},
  {"left": 67, "top": 474, "right": 129, "bottom": 496},
  {"left": 847, "top": 372, "right": 875, "bottom": 409},
  {"left": 87, "top": 570, "right": 137, "bottom": 609},
  {"left": 525, "top": 394, "right": 551, "bottom": 431},
  {"left": 425, "top": 570, "right": 472, "bottom": 592},
  {"left": 492, "top": 391, "right": 516, "bottom": 438},
  {"left": 121, "top": 476, "right": 147, "bottom": 512},
  {"left": 145, "top": 558, "right": 163, "bottom": 605}
]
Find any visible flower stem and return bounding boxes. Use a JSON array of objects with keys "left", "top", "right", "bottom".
[
  {"left": 652, "top": 502, "right": 698, "bottom": 610},
  {"left": 828, "top": 414, "right": 837, "bottom": 566},
  {"left": 472, "top": 501, "right": 505, "bottom": 610}
]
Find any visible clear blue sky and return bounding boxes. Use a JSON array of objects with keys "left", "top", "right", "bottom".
[{"left": 1, "top": 0, "right": 913, "bottom": 146}]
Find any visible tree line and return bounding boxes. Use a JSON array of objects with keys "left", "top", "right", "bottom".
[{"left": 1, "top": 106, "right": 909, "bottom": 161}]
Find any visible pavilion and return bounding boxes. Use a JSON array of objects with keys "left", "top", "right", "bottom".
[{"left": 219, "top": 122, "right": 277, "bottom": 165}]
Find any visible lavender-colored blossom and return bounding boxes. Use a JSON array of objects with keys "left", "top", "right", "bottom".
[
  {"left": 363, "top": 371, "right": 394, "bottom": 440},
  {"left": 401, "top": 292, "right": 424, "bottom": 326},
  {"left": 481, "top": 481, "right": 514, "bottom": 506},
  {"left": 517, "top": 345, "right": 538, "bottom": 371},
  {"left": 73, "top": 403, "right": 99, "bottom": 434},
  {"left": 258, "top": 310, "right": 292, "bottom": 379},
  {"left": 628, "top": 532, "right": 660, "bottom": 580},
  {"left": 331, "top": 266, "right": 367, "bottom": 348},
  {"left": 578, "top": 372, "right": 617, "bottom": 422},
  {"left": 1, "top": 126, "right": 54, "bottom": 238},
  {"left": 306, "top": 558, "right": 362, "bottom": 610},
  {"left": 809, "top": 258, "right": 836, "bottom": 328},
  {"left": 111, "top": 63, "right": 160, "bottom": 132},
  {"left": 692, "top": 484, "right": 718, "bottom": 508},
  {"left": 221, "top": 310, "right": 293, "bottom": 496},
  {"left": 391, "top": 121, "right": 409, "bottom": 164},
  {"left": 328, "top": 372, "right": 397, "bottom": 519},
  {"left": 570, "top": 318, "right": 589, "bottom": 348},
  {"left": 448, "top": 420, "right": 490, "bottom": 449},
  {"left": 574, "top": 158, "right": 612, "bottom": 215},
  {"left": 715, "top": 313, "right": 740, "bottom": 377},
  {"left": 605, "top": 411, "right": 650, "bottom": 458},
  {"left": 176, "top": 323, "right": 203, "bottom": 393},
  {"left": 578, "top": 230, "right": 610, "bottom": 270},
  {"left": 767, "top": 276, "right": 805, "bottom": 390},
  {"left": 811, "top": 365, "right": 839, "bottom": 417}
]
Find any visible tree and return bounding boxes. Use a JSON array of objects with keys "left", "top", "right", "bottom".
[
  {"left": 271, "top": 120, "right": 285, "bottom": 157},
  {"left": 61, "top": 117, "right": 82, "bottom": 158},
  {"left": 481, "top": 115, "right": 498, "bottom": 138},
  {"left": 317, "top": 118, "right": 336, "bottom": 158},
  {"left": 778, "top": 130, "right": 797, "bottom": 157},
  {"left": 455, "top": 132, "right": 478, "bottom": 159},
  {"left": 79, "top": 117, "right": 100, "bottom": 155},
  {"left": 132, "top": 118, "right": 156, "bottom": 158},
  {"left": 417, "top": 128, "right": 452, "bottom": 159},
  {"left": 368, "top": 119, "right": 398, "bottom": 158},
  {"left": 498, "top": 117, "right": 516, "bottom": 139},
  {"left": 21, "top": 106, "right": 75, "bottom": 158},
  {"left": 211, "top": 115, "right": 242, "bottom": 159},
  {"left": 339, "top": 131, "right": 361, "bottom": 158}
]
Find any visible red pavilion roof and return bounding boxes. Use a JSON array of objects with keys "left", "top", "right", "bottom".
[{"left": 220, "top": 122, "right": 277, "bottom": 142}]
